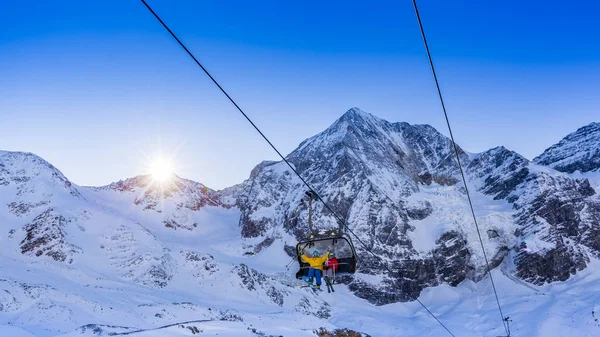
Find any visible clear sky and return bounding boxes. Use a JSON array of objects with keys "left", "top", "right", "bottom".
[{"left": 1, "top": 0, "right": 599, "bottom": 189}]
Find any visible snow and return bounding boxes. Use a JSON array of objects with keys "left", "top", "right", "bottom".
[
  {"left": 407, "top": 183, "right": 516, "bottom": 263},
  {"left": 0, "top": 325, "right": 37, "bottom": 337},
  {"left": 331, "top": 262, "right": 600, "bottom": 337},
  {"left": 5, "top": 252, "right": 600, "bottom": 337}
]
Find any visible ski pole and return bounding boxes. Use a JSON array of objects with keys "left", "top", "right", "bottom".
[
  {"left": 286, "top": 242, "right": 311, "bottom": 270},
  {"left": 285, "top": 256, "right": 296, "bottom": 270}
]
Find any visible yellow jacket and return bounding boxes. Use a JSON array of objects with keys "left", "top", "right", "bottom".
[{"left": 301, "top": 251, "right": 330, "bottom": 271}]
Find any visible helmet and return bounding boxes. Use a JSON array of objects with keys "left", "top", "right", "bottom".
[
  {"left": 329, "top": 252, "right": 336, "bottom": 258},
  {"left": 312, "top": 250, "right": 319, "bottom": 257}
]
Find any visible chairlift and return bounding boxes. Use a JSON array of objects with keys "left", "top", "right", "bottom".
[
  {"left": 294, "top": 190, "right": 358, "bottom": 280},
  {"left": 295, "top": 230, "right": 357, "bottom": 279}
]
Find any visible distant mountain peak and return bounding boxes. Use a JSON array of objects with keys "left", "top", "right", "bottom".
[
  {"left": 283, "top": 108, "right": 466, "bottom": 183},
  {"left": 533, "top": 122, "right": 600, "bottom": 173},
  {"left": 344, "top": 106, "right": 369, "bottom": 116},
  {"left": 94, "top": 174, "right": 223, "bottom": 218},
  {"left": 583, "top": 121, "right": 600, "bottom": 129},
  {"left": 337, "top": 107, "right": 381, "bottom": 125},
  {"left": 0, "top": 150, "right": 80, "bottom": 198},
  {"left": 102, "top": 174, "right": 214, "bottom": 197}
]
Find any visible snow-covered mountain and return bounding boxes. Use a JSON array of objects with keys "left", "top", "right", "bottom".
[
  {"left": 533, "top": 122, "right": 600, "bottom": 174},
  {"left": 467, "top": 146, "right": 599, "bottom": 284},
  {"left": 228, "top": 108, "right": 599, "bottom": 303},
  {"left": 0, "top": 151, "right": 332, "bottom": 336},
  {"left": 1, "top": 110, "right": 600, "bottom": 337},
  {"left": 533, "top": 122, "right": 600, "bottom": 192}
]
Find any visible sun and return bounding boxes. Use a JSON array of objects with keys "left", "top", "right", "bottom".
[{"left": 149, "top": 157, "right": 174, "bottom": 182}]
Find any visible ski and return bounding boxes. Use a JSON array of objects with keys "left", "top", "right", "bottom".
[
  {"left": 300, "top": 285, "right": 322, "bottom": 293},
  {"left": 324, "top": 276, "right": 334, "bottom": 293},
  {"left": 301, "top": 276, "right": 325, "bottom": 292}
]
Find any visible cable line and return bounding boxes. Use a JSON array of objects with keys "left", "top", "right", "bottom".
[
  {"left": 410, "top": 1, "right": 510, "bottom": 336},
  {"left": 140, "top": 1, "right": 458, "bottom": 336},
  {"left": 139, "top": 0, "right": 370, "bottom": 255}
]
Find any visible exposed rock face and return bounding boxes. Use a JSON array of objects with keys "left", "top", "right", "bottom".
[
  {"left": 432, "top": 230, "right": 473, "bottom": 286},
  {"left": 405, "top": 200, "right": 433, "bottom": 220},
  {"left": 20, "top": 208, "right": 83, "bottom": 263},
  {"left": 233, "top": 264, "right": 287, "bottom": 306},
  {"left": 533, "top": 122, "right": 600, "bottom": 173},
  {"left": 512, "top": 178, "right": 599, "bottom": 284},
  {"left": 514, "top": 241, "right": 588, "bottom": 284},
  {"left": 295, "top": 296, "right": 331, "bottom": 319},
  {"left": 182, "top": 251, "right": 219, "bottom": 280},
  {"left": 468, "top": 146, "right": 530, "bottom": 202}
]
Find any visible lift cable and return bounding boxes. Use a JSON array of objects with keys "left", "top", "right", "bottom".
[
  {"left": 140, "top": 1, "right": 458, "bottom": 336},
  {"left": 140, "top": 0, "right": 374, "bottom": 258},
  {"left": 410, "top": 1, "right": 510, "bottom": 335}
]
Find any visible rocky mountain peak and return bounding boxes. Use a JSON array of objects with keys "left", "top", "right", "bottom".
[
  {"left": 292, "top": 107, "right": 382, "bottom": 153},
  {"left": 533, "top": 122, "right": 600, "bottom": 173},
  {"left": 288, "top": 108, "right": 463, "bottom": 178},
  {"left": 336, "top": 107, "right": 380, "bottom": 125}
]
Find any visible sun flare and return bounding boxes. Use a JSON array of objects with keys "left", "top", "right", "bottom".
[{"left": 149, "top": 157, "right": 174, "bottom": 182}]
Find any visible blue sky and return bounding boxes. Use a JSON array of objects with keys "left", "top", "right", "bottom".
[{"left": 1, "top": 0, "right": 599, "bottom": 189}]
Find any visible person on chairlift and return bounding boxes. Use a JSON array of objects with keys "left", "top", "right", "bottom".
[
  {"left": 323, "top": 251, "right": 339, "bottom": 285},
  {"left": 301, "top": 248, "right": 330, "bottom": 289}
]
